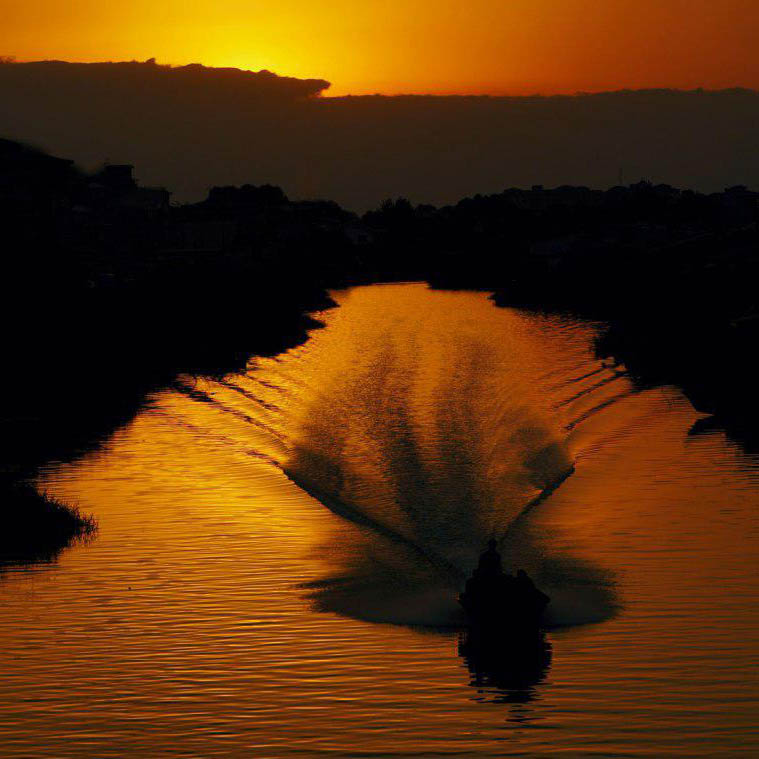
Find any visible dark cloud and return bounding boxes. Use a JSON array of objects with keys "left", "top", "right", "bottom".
[
  {"left": 0, "top": 58, "right": 330, "bottom": 99},
  {"left": 1, "top": 60, "right": 758, "bottom": 210}
]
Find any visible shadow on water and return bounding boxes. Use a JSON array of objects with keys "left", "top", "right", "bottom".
[
  {"left": 297, "top": 480, "right": 620, "bottom": 630},
  {"left": 689, "top": 413, "right": 759, "bottom": 457}
]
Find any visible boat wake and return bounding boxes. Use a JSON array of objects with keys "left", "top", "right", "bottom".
[{"left": 166, "top": 287, "right": 627, "bottom": 629}]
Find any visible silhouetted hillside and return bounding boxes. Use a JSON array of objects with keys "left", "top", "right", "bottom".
[{"left": 1, "top": 59, "right": 758, "bottom": 209}]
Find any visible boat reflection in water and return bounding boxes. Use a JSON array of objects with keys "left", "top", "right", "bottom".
[{"left": 459, "top": 627, "right": 552, "bottom": 704}]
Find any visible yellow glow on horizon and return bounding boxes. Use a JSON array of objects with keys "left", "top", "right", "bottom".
[{"left": 2, "top": 0, "right": 758, "bottom": 96}]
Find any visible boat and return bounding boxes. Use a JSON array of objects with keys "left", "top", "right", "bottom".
[{"left": 459, "top": 540, "right": 550, "bottom": 634}]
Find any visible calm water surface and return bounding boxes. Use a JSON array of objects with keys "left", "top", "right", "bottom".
[{"left": 2, "top": 284, "right": 758, "bottom": 757}]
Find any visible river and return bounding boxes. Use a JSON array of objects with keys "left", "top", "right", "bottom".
[{"left": 2, "top": 283, "right": 757, "bottom": 757}]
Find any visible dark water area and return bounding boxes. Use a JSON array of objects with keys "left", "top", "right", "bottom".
[{"left": 1, "top": 284, "right": 758, "bottom": 756}]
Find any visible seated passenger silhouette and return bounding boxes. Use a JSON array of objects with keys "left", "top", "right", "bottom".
[
  {"left": 460, "top": 541, "right": 550, "bottom": 631},
  {"left": 515, "top": 568, "right": 535, "bottom": 590},
  {"left": 476, "top": 539, "right": 503, "bottom": 577},
  {"left": 514, "top": 568, "right": 550, "bottom": 612}
]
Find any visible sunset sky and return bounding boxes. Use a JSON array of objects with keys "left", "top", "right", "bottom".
[{"left": 3, "top": 0, "right": 758, "bottom": 95}]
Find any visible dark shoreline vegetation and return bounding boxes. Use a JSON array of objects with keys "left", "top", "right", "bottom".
[
  {"left": 1, "top": 136, "right": 758, "bottom": 562},
  {"left": 0, "top": 485, "right": 97, "bottom": 566}
]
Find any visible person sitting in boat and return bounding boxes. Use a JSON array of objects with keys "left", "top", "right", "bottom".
[
  {"left": 475, "top": 539, "right": 503, "bottom": 578},
  {"left": 515, "top": 568, "right": 551, "bottom": 612},
  {"left": 515, "top": 568, "right": 534, "bottom": 589},
  {"left": 465, "top": 539, "right": 514, "bottom": 602},
  {"left": 460, "top": 540, "right": 550, "bottom": 630}
]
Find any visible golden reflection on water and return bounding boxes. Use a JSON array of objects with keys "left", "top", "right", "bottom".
[{"left": 1, "top": 284, "right": 758, "bottom": 757}]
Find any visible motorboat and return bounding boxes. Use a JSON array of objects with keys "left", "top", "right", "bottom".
[{"left": 459, "top": 541, "right": 550, "bottom": 634}]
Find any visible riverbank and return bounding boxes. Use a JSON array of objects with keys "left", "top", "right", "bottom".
[
  {"left": 3, "top": 137, "right": 758, "bottom": 563},
  {"left": 0, "top": 485, "right": 96, "bottom": 565},
  {"left": 1, "top": 268, "right": 332, "bottom": 564},
  {"left": 1, "top": 141, "right": 350, "bottom": 564},
  {"left": 385, "top": 184, "right": 759, "bottom": 445},
  {"left": 489, "top": 223, "right": 759, "bottom": 448}
]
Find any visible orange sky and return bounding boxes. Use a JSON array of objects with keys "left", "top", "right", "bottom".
[{"left": 2, "top": 0, "right": 758, "bottom": 95}]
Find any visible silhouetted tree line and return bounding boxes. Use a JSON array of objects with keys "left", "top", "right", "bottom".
[
  {"left": 2, "top": 136, "right": 759, "bottom": 500},
  {"left": 364, "top": 182, "right": 757, "bottom": 285},
  {"left": 0, "top": 139, "right": 347, "bottom": 488},
  {"left": 386, "top": 183, "right": 758, "bottom": 445}
]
